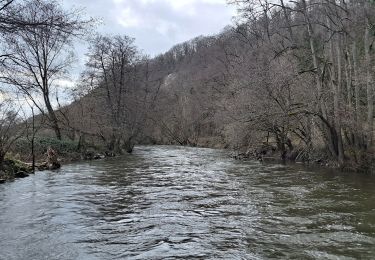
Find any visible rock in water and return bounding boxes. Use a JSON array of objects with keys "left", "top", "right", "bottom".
[
  {"left": 48, "top": 162, "right": 61, "bottom": 170},
  {"left": 93, "top": 154, "right": 105, "bottom": 160},
  {"left": 15, "top": 171, "right": 29, "bottom": 178},
  {"left": 105, "top": 151, "right": 116, "bottom": 157}
]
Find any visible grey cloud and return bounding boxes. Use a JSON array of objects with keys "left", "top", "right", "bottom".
[{"left": 63, "top": 0, "right": 235, "bottom": 56}]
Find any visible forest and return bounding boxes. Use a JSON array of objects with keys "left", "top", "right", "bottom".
[{"left": 1, "top": 0, "right": 375, "bottom": 179}]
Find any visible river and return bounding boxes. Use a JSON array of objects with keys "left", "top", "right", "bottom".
[{"left": 0, "top": 146, "right": 374, "bottom": 259}]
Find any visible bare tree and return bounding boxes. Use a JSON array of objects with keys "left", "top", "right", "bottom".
[
  {"left": 83, "top": 34, "right": 146, "bottom": 153},
  {"left": 0, "top": 98, "right": 23, "bottom": 168},
  {"left": 0, "top": 0, "right": 93, "bottom": 140}
]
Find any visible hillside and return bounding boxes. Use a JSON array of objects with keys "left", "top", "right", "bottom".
[
  {"left": 57, "top": 0, "right": 375, "bottom": 173},
  {"left": 62, "top": 32, "right": 237, "bottom": 150}
]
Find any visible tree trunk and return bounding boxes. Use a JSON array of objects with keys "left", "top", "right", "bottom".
[
  {"left": 0, "top": 152, "right": 5, "bottom": 170},
  {"left": 345, "top": 46, "right": 352, "bottom": 108},
  {"left": 280, "top": 0, "right": 294, "bottom": 43},
  {"left": 302, "top": 0, "right": 324, "bottom": 114},
  {"left": 352, "top": 42, "right": 362, "bottom": 149},
  {"left": 44, "top": 94, "right": 62, "bottom": 140},
  {"left": 335, "top": 38, "right": 344, "bottom": 165},
  {"left": 302, "top": 0, "right": 339, "bottom": 160},
  {"left": 77, "top": 133, "right": 85, "bottom": 152},
  {"left": 123, "top": 137, "right": 135, "bottom": 153},
  {"left": 108, "top": 133, "right": 117, "bottom": 152},
  {"left": 31, "top": 135, "right": 35, "bottom": 174},
  {"left": 365, "top": 17, "right": 374, "bottom": 147}
]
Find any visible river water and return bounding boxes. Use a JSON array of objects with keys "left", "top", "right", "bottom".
[{"left": 0, "top": 146, "right": 374, "bottom": 259}]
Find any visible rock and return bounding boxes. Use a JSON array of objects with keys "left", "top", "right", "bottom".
[
  {"left": 15, "top": 171, "right": 29, "bottom": 178},
  {"left": 37, "top": 162, "right": 48, "bottom": 171},
  {"left": 0, "top": 179, "right": 5, "bottom": 184},
  {"left": 105, "top": 151, "right": 116, "bottom": 157},
  {"left": 93, "top": 154, "right": 105, "bottom": 160},
  {"left": 85, "top": 150, "right": 113, "bottom": 160},
  {"left": 48, "top": 162, "right": 61, "bottom": 170},
  {"left": 83, "top": 150, "right": 105, "bottom": 160},
  {"left": 84, "top": 150, "right": 95, "bottom": 160},
  {"left": 36, "top": 161, "right": 60, "bottom": 171},
  {"left": 315, "top": 159, "right": 323, "bottom": 164},
  {"left": 232, "top": 152, "right": 249, "bottom": 160},
  {"left": 254, "top": 144, "right": 277, "bottom": 161}
]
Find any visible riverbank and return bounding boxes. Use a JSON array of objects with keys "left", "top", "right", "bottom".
[
  {"left": 0, "top": 151, "right": 117, "bottom": 183},
  {"left": 1, "top": 138, "right": 373, "bottom": 184},
  {"left": 0, "top": 159, "right": 33, "bottom": 183},
  {"left": 230, "top": 143, "right": 375, "bottom": 175},
  {"left": 0, "top": 137, "right": 119, "bottom": 183}
]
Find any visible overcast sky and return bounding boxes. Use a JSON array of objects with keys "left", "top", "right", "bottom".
[{"left": 63, "top": 0, "right": 236, "bottom": 57}]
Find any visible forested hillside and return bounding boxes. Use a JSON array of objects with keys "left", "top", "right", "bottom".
[{"left": 59, "top": 0, "right": 375, "bottom": 171}]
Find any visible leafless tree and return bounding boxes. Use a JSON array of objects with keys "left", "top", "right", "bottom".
[
  {"left": 82, "top": 34, "right": 151, "bottom": 153},
  {"left": 0, "top": 99, "right": 23, "bottom": 168},
  {"left": 0, "top": 0, "right": 93, "bottom": 140}
]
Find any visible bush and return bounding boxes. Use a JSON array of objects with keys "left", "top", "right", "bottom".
[
  {"left": 12, "top": 137, "right": 79, "bottom": 159},
  {"left": 37, "top": 137, "right": 79, "bottom": 154}
]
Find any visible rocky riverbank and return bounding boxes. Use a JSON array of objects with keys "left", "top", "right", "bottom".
[
  {"left": 0, "top": 159, "right": 33, "bottom": 183},
  {"left": 231, "top": 143, "right": 375, "bottom": 174},
  {"left": 0, "top": 147, "right": 118, "bottom": 183}
]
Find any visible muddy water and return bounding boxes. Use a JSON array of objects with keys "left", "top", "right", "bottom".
[{"left": 0, "top": 146, "right": 374, "bottom": 259}]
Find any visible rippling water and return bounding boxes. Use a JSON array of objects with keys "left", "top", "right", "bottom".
[{"left": 0, "top": 146, "right": 374, "bottom": 259}]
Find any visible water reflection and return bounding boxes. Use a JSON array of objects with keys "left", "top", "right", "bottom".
[{"left": 0, "top": 146, "right": 374, "bottom": 259}]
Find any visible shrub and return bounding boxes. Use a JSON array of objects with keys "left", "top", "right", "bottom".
[{"left": 12, "top": 137, "right": 79, "bottom": 159}]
